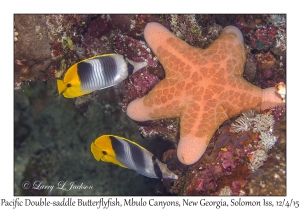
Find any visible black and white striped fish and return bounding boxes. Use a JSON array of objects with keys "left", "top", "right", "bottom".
[
  {"left": 90, "top": 135, "right": 178, "bottom": 180},
  {"left": 57, "top": 54, "right": 147, "bottom": 98}
]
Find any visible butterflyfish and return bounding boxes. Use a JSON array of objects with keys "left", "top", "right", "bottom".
[
  {"left": 57, "top": 54, "right": 147, "bottom": 98},
  {"left": 90, "top": 135, "right": 178, "bottom": 180}
]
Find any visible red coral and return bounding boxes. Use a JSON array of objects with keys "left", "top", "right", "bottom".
[
  {"left": 250, "top": 26, "right": 277, "bottom": 50},
  {"left": 114, "top": 34, "right": 159, "bottom": 67},
  {"left": 51, "top": 39, "right": 64, "bottom": 57},
  {"left": 86, "top": 15, "right": 109, "bottom": 38}
]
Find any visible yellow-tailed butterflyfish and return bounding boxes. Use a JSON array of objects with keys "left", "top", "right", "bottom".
[
  {"left": 57, "top": 54, "right": 147, "bottom": 98},
  {"left": 90, "top": 135, "right": 178, "bottom": 180}
]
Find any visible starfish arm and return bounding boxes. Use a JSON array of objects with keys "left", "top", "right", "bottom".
[
  {"left": 177, "top": 102, "right": 219, "bottom": 165},
  {"left": 144, "top": 22, "right": 196, "bottom": 77},
  {"left": 204, "top": 26, "right": 246, "bottom": 77},
  {"left": 219, "top": 77, "right": 264, "bottom": 116},
  {"left": 177, "top": 135, "right": 208, "bottom": 165},
  {"left": 222, "top": 26, "right": 244, "bottom": 44},
  {"left": 126, "top": 96, "right": 152, "bottom": 121},
  {"left": 261, "top": 87, "right": 285, "bottom": 110},
  {"left": 127, "top": 79, "right": 185, "bottom": 121},
  {"left": 144, "top": 22, "right": 189, "bottom": 56}
]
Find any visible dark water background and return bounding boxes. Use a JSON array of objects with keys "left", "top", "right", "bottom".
[{"left": 14, "top": 81, "right": 165, "bottom": 195}]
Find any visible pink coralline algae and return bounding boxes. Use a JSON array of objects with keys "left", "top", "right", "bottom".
[
  {"left": 234, "top": 15, "right": 258, "bottom": 34},
  {"left": 85, "top": 15, "right": 110, "bottom": 38},
  {"left": 249, "top": 26, "right": 277, "bottom": 51},
  {"left": 269, "top": 105, "right": 286, "bottom": 122},
  {"left": 231, "top": 15, "right": 286, "bottom": 55},
  {"left": 112, "top": 32, "right": 162, "bottom": 111},
  {"left": 253, "top": 51, "right": 286, "bottom": 89},
  {"left": 116, "top": 69, "right": 161, "bottom": 112},
  {"left": 163, "top": 123, "right": 255, "bottom": 195},
  {"left": 234, "top": 14, "right": 286, "bottom": 90},
  {"left": 114, "top": 34, "right": 159, "bottom": 67}
]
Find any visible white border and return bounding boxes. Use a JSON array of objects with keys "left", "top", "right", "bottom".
[{"left": 3, "top": 0, "right": 299, "bottom": 209}]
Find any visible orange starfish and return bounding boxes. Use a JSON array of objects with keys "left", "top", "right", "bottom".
[{"left": 126, "top": 22, "right": 285, "bottom": 165}]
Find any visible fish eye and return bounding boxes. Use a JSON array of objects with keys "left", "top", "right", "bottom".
[
  {"left": 102, "top": 151, "right": 107, "bottom": 155},
  {"left": 67, "top": 83, "right": 71, "bottom": 87}
]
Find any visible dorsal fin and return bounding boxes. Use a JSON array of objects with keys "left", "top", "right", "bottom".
[{"left": 126, "top": 58, "right": 148, "bottom": 75}]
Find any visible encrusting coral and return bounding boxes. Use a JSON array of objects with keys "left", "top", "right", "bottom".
[{"left": 126, "top": 22, "right": 285, "bottom": 165}]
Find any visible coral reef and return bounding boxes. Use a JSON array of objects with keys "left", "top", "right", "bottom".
[
  {"left": 248, "top": 110, "right": 286, "bottom": 196},
  {"left": 14, "top": 15, "right": 54, "bottom": 88},
  {"left": 164, "top": 107, "right": 285, "bottom": 195},
  {"left": 224, "top": 15, "right": 286, "bottom": 90},
  {"left": 14, "top": 15, "right": 91, "bottom": 89},
  {"left": 167, "top": 14, "right": 223, "bottom": 48}
]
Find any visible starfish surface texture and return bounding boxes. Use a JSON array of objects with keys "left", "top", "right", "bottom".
[{"left": 127, "top": 22, "right": 284, "bottom": 165}]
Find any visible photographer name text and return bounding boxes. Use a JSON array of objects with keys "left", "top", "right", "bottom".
[{"left": 1, "top": 197, "right": 300, "bottom": 209}]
